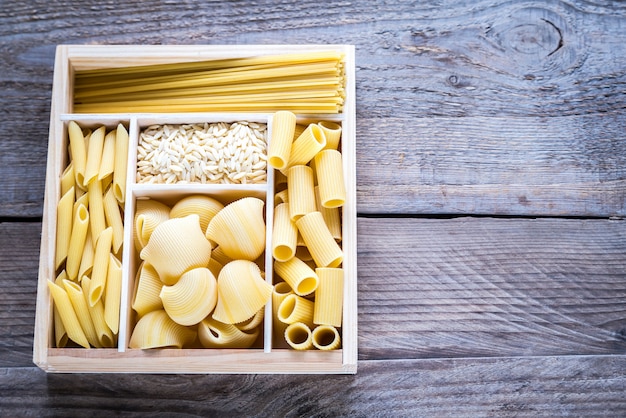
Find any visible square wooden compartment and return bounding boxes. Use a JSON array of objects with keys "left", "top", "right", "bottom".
[{"left": 33, "top": 45, "right": 357, "bottom": 373}]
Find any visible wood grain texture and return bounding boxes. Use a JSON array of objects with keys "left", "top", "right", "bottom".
[
  {"left": 1, "top": 0, "right": 625, "bottom": 216},
  {"left": 1, "top": 355, "right": 625, "bottom": 417}
]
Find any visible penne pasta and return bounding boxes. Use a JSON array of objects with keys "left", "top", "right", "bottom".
[
  {"left": 104, "top": 253, "right": 122, "bottom": 334},
  {"left": 83, "top": 125, "right": 106, "bottom": 187},
  {"left": 285, "top": 123, "right": 326, "bottom": 169},
  {"left": 89, "top": 226, "right": 113, "bottom": 307},
  {"left": 88, "top": 179, "right": 107, "bottom": 241},
  {"left": 53, "top": 272, "right": 69, "bottom": 348},
  {"left": 284, "top": 322, "right": 313, "bottom": 350},
  {"left": 314, "top": 149, "right": 346, "bottom": 208},
  {"left": 47, "top": 279, "right": 90, "bottom": 348},
  {"left": 311, "top": 325, "right": 341, "bottom": 350},
  {"left": 274, "top": 256, "right": 319, "bottom": 296},
  {"left": 55, "top": 186, "right": 75, "bottom": 270},
  {"left": 78, "top": 225, "right": 95, "bottom": 280},
  {"left": 268, "top": 110, "right": 296, "bottom": 170},
  {"left": 272, "top": 203, "right": 297, "bottom": 262},
  {"left": 65, "top": 203, "right": 90, "bottom": 281},
  {"left": 60, "top": 162, "right": 75, "bottom": 197},
  {"left": 318, "top": 120, "right": 342, "bottom": 150},
  {"left": 62, "top": 279, "right": 101, "bottom": 348},
  {"left": 103, "top": 185, "right": 124, "bottom": 253},
  {"left": 68, "top": 121, "right": 87, "bottom": 189},
  {"left": 81, "top": 277, "right": 115, "bottom": 347},
  {"left": 296, "top": 211, "right": 343, "bottom": 268},
  {"left": 313, "top": 267, "right": 343, "bottom": 327},
  {"left": 287, "top": 165, "right": 316, "bottom": 221},
  {"left": 113, "top": 123, "right": 129, "bottom": 203},
  {"left": 98, "top": 129, "right": 116, "bottom": 181}
]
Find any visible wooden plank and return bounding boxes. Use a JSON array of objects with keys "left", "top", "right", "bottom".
[
  {"left": 1, "top": 355, "right": 625, "bottom": 416},
  {"left": 1, "top": 1, "right": 625, "bottom": 217},
  {"left": 357, "top": 217, "right": 626, "bottom": 360},
  {"left": 357, "top": 115, "right": 626, "bottom": 216}
]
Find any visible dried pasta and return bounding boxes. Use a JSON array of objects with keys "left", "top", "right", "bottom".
[
  {"left": 277, "top": 294, "right": 315, "bottom": 328},
  {"left": 274, "top": 257, "right": 319, "bottom": 296},
  {"left": 134, "top": 198, "right": 170, "bottom": 252},
  {"left": 47, "top": 279, "right": 90, "bottom": 348},
  {"left": 129, "top": 310, "right": 196, "bottom": 349},
  {"left": 103, "top": 185, "right": 124, "bottom": 253},
  {"left": 170, "top": 194, "right": 224, "bottom": 236},
  {"left": 81, "top": 277, "right": 115, "bottom": 347},
  {"left": 88, "top": 179, "right": 107, "bottom": 241},
  {"left": 268, "top": 110, "right": 296, "bottom": 170},
  {"left": 98, "top": 129, "right": 116, "bottom": 181},
  {"left": 312, "top": 325, "right": 341, "bottom": 350},
  {"left": 272, "top": 281, "right": 293, "bottom": 345},
  {"left": 83, "top": 126, "right": 106, "bottom": 187},
  {"left": 62, "top": 279, "right": 100, "bottom": 348},
  {"left": 132, "top": 262, "right": 164, "bottom": 318},
  {"left": 319, "top": 121, "right": 342, "bottom": 150},
  {"left": 113, "top": 123, "right": 129, "bottom": 203},
  {"left": 53, "top": 272, "right": 69, "bottom": 348},
  {"left": 313, "top": 268, "right": 343, "bottom": 327},
  {"left": 285, "top": 123, "right": 326, "bottom": 169},
  {"left": 198, "top": 317, "right": 259, "bottom": 349},
  {"left": 314, "top": 186, "right": 342, "bottom": 241},
  {"left": 68, "top": 121, "right": 87, "bottom": 189},
  {"left": 314, "top": 149, "right": 346, "bottom": 208},
  {"left": 78, "top": 226, "right": 95, "bottom": 280},
  {"left": 104, "top": 254, "right": 122, "bottom": 334},
  {"left": 284, "top": 322, "right": 313, "bottom": 350},
  {"left": 65, "top": 203, "right": 90, "bottom": 281},
  {"left": 55, "top": 186, "right": 74, "bottom": 270},
  {"left": 287, "top": 165, "right": 316, "bottom": 221},
  {"left": 296, "top": 211, "right": 343, "bottom": 268},
  {"left": 160, "top": 267, "right": 217, "bottom": 326},
  {"left": 60, "top": 162, "right": 75, "bottom": 197},
  {"left": 89, "top": 227, "right": 113, "bottom": 307},
  {"left": 272, "top": 203, "right": 297, "bottom": 262}
]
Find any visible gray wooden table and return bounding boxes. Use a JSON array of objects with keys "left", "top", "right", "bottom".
[{"left": 1, "top": 1, "right": 625, "bottom": 416}]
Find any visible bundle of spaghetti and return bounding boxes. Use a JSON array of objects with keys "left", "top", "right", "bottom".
[{"left": 73, "top": 51, "right": 346, "bottom": 114}]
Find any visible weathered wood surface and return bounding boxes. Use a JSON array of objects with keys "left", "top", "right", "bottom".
[{"left": 1, "top": 0, "right": 625, "bottom": 415}]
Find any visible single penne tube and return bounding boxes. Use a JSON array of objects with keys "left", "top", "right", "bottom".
[
  {"left": 103, "top": 185, "right": 124, "bottom": 253},
  {"left": 55, "top": 186, "right": 75, "bottom": 270},
  {"left": 65, "top": 203, "right": 90, "bottom": 281},
  {"left": 272, "top": 203, "right": 297, "bottom": 262},
  {"left": 319, "top": 121, "right": 342, "bottom": 150},
  {"left": 78, "top": 225, "right": 95, "bottom": 280},
  {"left": 62, "top": 279, "right": 101, "bottom": 348},
  {"left": 104, "top": 254, "right": 122, "bottom": 334},
  {"left": 89, "top": 227, "right": 113, "bottom": 307},
  {"left": 311, "top": 325, "right": 341, "bottom": 350},
  {"left": 47, "top": 279, "right": 90, "bottom": 349},
  {"left": 314, "top": 186, "right": 342, "bottom": 241},
  {"left": 274, "top": 256, "right": 319, "bottom": 296},
  {"left": 53, "top": 272, "right": 69, "bottom": 348},
  {"left": 287, "top": 165, "right": 316, "bottom": 221},
  {"left": 68, "top": 121, "right": 87, "bottom": 189},
  {"left": 268, "top": 110, "right": 296, "bottom": 170},
  {"left": 313, "top": 267, "right": 344, "bottom": 327},
  {"left": 285, "top": 123, "right": 326, "bottom": 169},
  {"left": 314, "top": 149, "right": 346, "bottom": 208},
  {"left": 83, "top": 125, "right": 106, "bottom": 187},
  {"left": 98, "top": 129, "right": 116, "bottom": 181},
  {"left": 73, "top": 190, "right": 89, "bottom": 219},
  {"left": 88, "top": 179, "right": 106, "bottom": 241},
  {"left": 113, "top": 123, "right": 129, "bottom": 203},
  {"left": 296, "top": 211, "right": 343, "bottom": 268},
  {"left": 284, "top": 322, "right": 313, "bottom": 350},
  {"left": 60, "top": 162, "right": 75, "bottom": 197},
  {"left": 277, "top": 294, "right": 315, "bottom": 328},
  {"left": 81, "top": 277, "right": 115, "bottom": 347}
]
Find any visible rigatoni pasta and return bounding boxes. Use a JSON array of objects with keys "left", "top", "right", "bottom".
[
  {"left": 313, "top": 268, "right": 343, "bottom": 327},
  {"left": 296, "top": 211, "right": 343, "bottom": 268},
  {"left": 287, "top": 165, "right": 316, "bottom": 221},
  {"left": 268, "top": 110, "right": 296, "bottom": 170},
  {"left": 314, "top": 149, "right": 346, "bottom": 208},
  {"left": 272, "top": 203, "right": 297, "bottom": 262}
]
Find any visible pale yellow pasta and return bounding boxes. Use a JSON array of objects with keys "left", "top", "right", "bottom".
[
  {"left": 66, "top": 203, "right": 90, "bottom": 281},
  {"left": 62, "top": 279, "right": 100, "bottom": 348},
  {"left": 68, "top": 121, "right": 87, "bottom": 189},
  {"left": 103, "top": 185, "right": 124, "bottom": 253},
  {"left": 277, "top": 294, "right": 314, "bottom": 327},
  {"left": 314, "top": 186, "right": 341, "bottom": 241},
  {"left": 78, "top": 226, "right": 94, "bottom": 280},
  {"left": 129, "top": 310, "right": 196, "bottom": 349},
  {"left": 212, "top": 260, "right": 273, "bottom": 324},
  {"left": 53, "top": 272, "right": 69, "bottom": 348},
  {"left": 319, "top": 121, "right": 342, "bottom": 150},
  {"left": 272, "top": 203, "right": 297, "bottom": 262},
  {"left": 160, "top": 267, "right": 217, "bottom": 326},
  {"left": 284, "top": 322, "right": 313, "bottom": 350},
  {"left": 81, "top": 277, "right": 115, "bottom": 347},
  {"left": 236, "top": 308, "right": 264, "bottom": 332},
  {"left": 274, "top": 257, "right": 319, "bottom": 296},
  {"left": 313, "top": 267, "right": 343, "bottom": 327},
  {"left": 275, "top": 169, "right": 288, "bottom": 189},
  {"left": 60, "top": 162, "right": 75, "bottom": 197},
  {"left": 292, "top": 124, "right": 307, "bottom": 140},
  {"left": 83, "top": 125, "right": 106, "bottom": 187},
  {"left": 47, "top": 279, "right": 90, "bottom": 349},
  {"left": 88, "top": 179, "right": 107, "bottom": 241},
  {"left": 198, "top": 317, "right": 259, "bottom": 349},
  {"left": 207, "top": 257, "right": 224, "bottom": 279},
  {"left": 132, "top": 262, "right": 163, "bottom": 318},
  {"left": 98, "top": 129, "right": 116, "bottom": 181},
  {"left": 113, "top": 123, "right": 129, "bottom": 203},
  {"left": 312, "top": 325, "right": 341, "bottom": 350},
  {"left": 314, "top": 149, "right": 346, "bottom": 208},
  {"left": 272, "top": 281, "right": 293, "bottom": 345},
  {"left": 55, "top": 186, "right": 75, "bottom": 270},
  {"left": 104, "top": 253, "right": 122, "bottom": 334},
  {"left": 205, "top": 197, "right": 266, "bottom": 261},
  {"left": 140, "top": 214, "right": 211, "bottom": 285},
  {"left": 296, "top": 211, "right": 343, "bottom": 268},
  {"left": 268, "top": 110, "right": 296, "bottom": 169},
  {"left": 133, "top": 198, "right": 170, "bottom": 252},
  {"left": 287, "top": 165, "right": 315, "bottom": 221},
  {"left": 73, "top": 190, "right": 89, "bottom": 220},
  {"left": 210, "top": 246, "right": 233, "bottom": 267},
  {"left": 89, "top": 226, "right": 113, "bottom": 307},
  {"left": 274, "top": 188, "right": 289, "bottom": 206},
  {"left": 170, "top": 194, "right": 224, "bottom": 236},
  {"left": 285, "top": 123, "right": 326, "bottom": 169},
  {"left": 295, "top": 232, "right": 313, "bottom": 261}
]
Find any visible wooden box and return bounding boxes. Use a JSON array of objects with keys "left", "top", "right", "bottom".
[{"left": 33, "top": 45, "right": 357, "bottom": 373}]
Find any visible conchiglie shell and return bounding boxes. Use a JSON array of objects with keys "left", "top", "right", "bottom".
[
  {"left": 212, "top": 260, "right": 273, "bottom": 324},
  {"left": 132, "top": 262, "right": 163, "bottom": 318},
  {"left": 140, "top": 214, "right": 211, "bottom": 285},
  {"left": 198, "top": 317, "right": 259, "bottom": 348},
  {"left": 160, "top": 267, "right": 217, "bottom": 326},
  {"left": 129, "top": 310, "right": 196, "bottom": 349},
  {"left": 205, "top": 197, "right": 265, "bottom": 261},
  {"left": 170, "top": 195, "right": 224, "bottom": 238},
  {"left": 134, "top": 199, "right": 170, "bottom": 252},
  {"left": 236, "top": 308, "right": 264, "bottom": 332}
]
